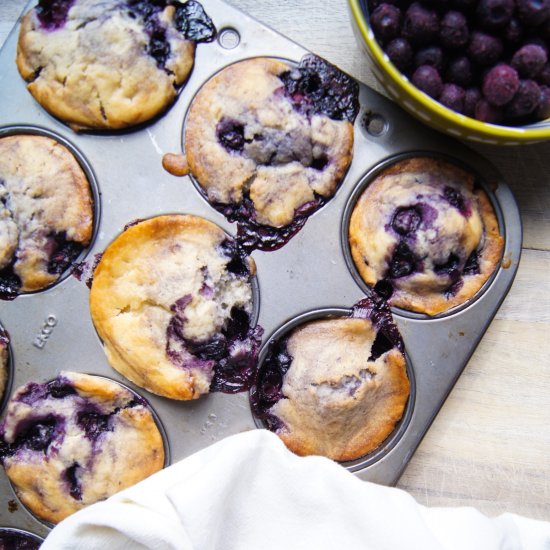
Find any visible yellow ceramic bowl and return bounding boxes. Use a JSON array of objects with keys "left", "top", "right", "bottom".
[{"left": 348, "top": 0, "right": 550, "bottom": 145}]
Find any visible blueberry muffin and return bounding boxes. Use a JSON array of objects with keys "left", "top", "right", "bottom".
[
  {"left": 90, "top": 215, "right": 262, "bottom": 400},
  {"left": 16, "top": 0, "right": 216, "bottom": 130},
  {"left": 251, "top": 297, "right": 410, "bottom": 462},
  {"left": 0, "top": 135, "right": 93, "bottom": 299},
  {"left": 0, "top": 331, "right": 9, "bottom": 403},
  {"left": 0, "top": 372, "right": 165, "bottom": 524},
  {"left": 184, "top": 55, "right": 359, "bottom": 251},
  {"left": 349, "top": 157, "right": 504, "bottom": 315},
  {"left": 0, "top": 529, "right": 43, "bottom": 549}
]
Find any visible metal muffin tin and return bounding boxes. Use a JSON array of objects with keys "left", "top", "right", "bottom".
[{"left": 0, "top": 0, "right": 521, "bottom": 538}]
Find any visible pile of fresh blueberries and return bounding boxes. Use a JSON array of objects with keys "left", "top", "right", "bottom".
[{"left": 368, "top": 0, "right": 550, "bottom": 125}]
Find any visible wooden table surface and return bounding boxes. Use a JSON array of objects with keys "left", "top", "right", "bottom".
[{"left": 1, "top": 0, "right": 549, "bottom": 522}]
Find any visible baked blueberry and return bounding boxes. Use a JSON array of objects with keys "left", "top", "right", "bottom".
[
  {"left": 184, "top": 57, "right": 358, "bottom": 252},
  {"left": 349, "top": 157, "right": 504, "bottom": 315},
  {"left": 0, "top": 135, "right": 93, "bottom": 298},
  {"left": 251, "top": 297, "right": 409, "bottom": 461},
  {"left": 0, "top": 372, "right": 165, "bottom": 524},
  {"left": 90, "top": 215, "right": 262, "bottom": 400}
]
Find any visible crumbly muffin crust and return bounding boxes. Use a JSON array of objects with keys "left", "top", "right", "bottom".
[
  {"left": 90, "top": 215, "right": 259, "bottom": 400},
  {"left": 0, "top": 372, "right": 165, "bottom": 524},
  {"left": 0, "top": 135, "right": 93, "bottom": 297},
  {"left": 349, "top": 157, "right": 504, "bottom": 315},
  {"left": 16, "top": 0, "right": 215, "bottom": 131},
  {"left": 252, "top": 299, "right": 410, "bottom": 462},
  {"left": 185, "top": 55, "right": 357, "bottom": 249}
]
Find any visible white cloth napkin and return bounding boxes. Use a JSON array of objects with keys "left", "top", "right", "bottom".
[{"left": 42, "top": 430, "right": 550, "bottom": 550}]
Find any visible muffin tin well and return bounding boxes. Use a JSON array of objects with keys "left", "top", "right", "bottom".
[
  {"left": 251, "top": 307, "right": 416, "bottom": 472},
  {"left": 0, "top": 0, "right": 521, "bottom": 537},
  {"left": 0, "top": 125, "right": 100, "bottom": 298}
]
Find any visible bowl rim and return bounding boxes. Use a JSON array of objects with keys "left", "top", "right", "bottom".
[{"left": 348, "top": 0, "right": 550, "bottom": 142}]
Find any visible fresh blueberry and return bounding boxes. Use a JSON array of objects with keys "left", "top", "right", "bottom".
[
  {"left": 468, "top": 31, "right": 503, "bottom": 66},
  {"left": 483, "top": 64, "right": 519, "bottom": 106},
  {"left": 516, "top": 0, "right": 550, "bottom": 27},
  {"left": 506, "top": 79, "right": 542, "bottom": 118},
  {"left": 440, "top": 83, "right": 466, "bottom": 112},
  {"left": 446, "top": 56, "right": 473, "bottom": 87},
  {"left": 385, "top": 38, "right": 414, "bottom": 71},
  {"left": 412, "top": 65, "right": 443, "bottom": 98},
  {"left": 476, "top": 0, "right": 514, "bottom": 30},
  {"left": 402, "top": 2, "right": 440, "bottom": 46},
  {"left": 440, "top": 10, "right": 469, "bottom": 49},
  {"left": 511, "top": 44, "right": 548, "bottom": 78},
  {"left": 538, "top": 63, "right": 550, "bottom": 85},
  {"left": 475, "top": 97, "right": 504, "bottom": 122},
  {"left": 502, "top": 18, "right": 524, "bottom": 46},
  {"left": 414, "top": 46, "right": 445, "bottom": 72},
  {"left": 370, "top": 4, "right": 403, "bottom": 42},
  {"left": 535, "top": 85, "right": 550, "bottom": 118},
  {"left": 464, "top": 87, "right": 482, "bottom": 117}
]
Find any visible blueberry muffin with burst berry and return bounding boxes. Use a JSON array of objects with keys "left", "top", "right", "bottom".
[
  {"left": 90, "top": 215, "right": 262, "bottom": 400},
  {"left": 349, "top": 157, "right": 504, "bottom": 315},
  {"left": 0, "top": 371, "right": 165, "bottom": 524},
  {"left": 0, "top": 135, "right": 93, "bottom": 299},
  {"left": 251, "top": 297, "right": 409, "bottom": 462},
  {"left": 17, "top": 0, "right": 215, "bottom": 130},
  {"left": 184, "top": 55, "right": 359, "bottom": 251}
]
